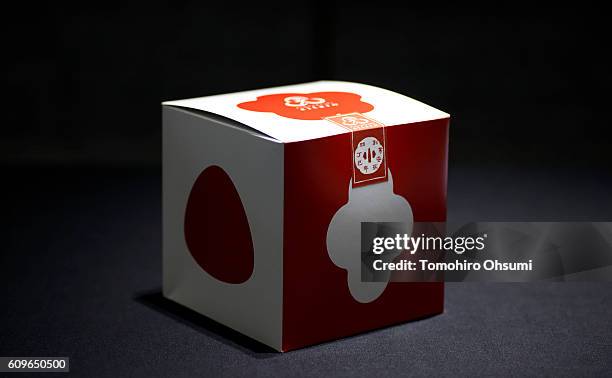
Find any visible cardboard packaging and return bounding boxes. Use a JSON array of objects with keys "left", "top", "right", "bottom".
[{"left": 162, "top": 81, "right": 449, "bottom": 351}]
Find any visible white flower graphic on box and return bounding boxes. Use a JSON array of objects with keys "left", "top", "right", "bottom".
[{"left": 326, "top": 169, "right": 413, "bottom": 303}]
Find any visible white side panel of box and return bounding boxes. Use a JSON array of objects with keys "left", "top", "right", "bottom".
[{"left": 162, "top": 106, "right": 284, "bottom": 351}]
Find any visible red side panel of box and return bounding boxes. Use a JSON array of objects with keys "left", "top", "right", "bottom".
[{"left": 282, "top": 118, "right": 449, "bottom": 351}]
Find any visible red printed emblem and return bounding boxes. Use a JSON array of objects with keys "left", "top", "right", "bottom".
[{"left": 237, "top": 91, "right": 374, "bottom": 120}]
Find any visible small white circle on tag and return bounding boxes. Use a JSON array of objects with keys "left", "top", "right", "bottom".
[{"left": 354, "top": 136, "right": 384, "bottom": 174}]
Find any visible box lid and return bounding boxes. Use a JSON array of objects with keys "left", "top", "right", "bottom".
[{"left": 162, "top": 81, "right": 449, "bottom": 143}]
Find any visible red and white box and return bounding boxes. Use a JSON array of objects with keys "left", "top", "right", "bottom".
[{"left": 162, "top": 81, "right": 450, "bottom": 351}]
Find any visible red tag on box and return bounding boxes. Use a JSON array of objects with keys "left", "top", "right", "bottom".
[{"left": 324, "top": 112, "right": 388, "bottom": 187}]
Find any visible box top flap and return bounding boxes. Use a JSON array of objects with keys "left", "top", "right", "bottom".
[{"left": 162, "top": 81, "right": 449, "bottom": 143}]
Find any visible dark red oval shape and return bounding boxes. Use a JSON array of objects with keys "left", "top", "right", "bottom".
[{"left": 184, "top": 165, "right": 254, "bottom": 284}]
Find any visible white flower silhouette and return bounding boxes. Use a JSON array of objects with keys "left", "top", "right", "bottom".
[{"left": 326, "top": 169, "right": 413, "bottom": 303}]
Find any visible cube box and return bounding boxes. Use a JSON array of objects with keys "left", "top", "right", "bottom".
[{"left": 162, "top": 81, "right": 449, "bottom": 351}]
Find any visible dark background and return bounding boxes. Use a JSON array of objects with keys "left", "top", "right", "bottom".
[
  {"left": 4, "top": 2, "right": 611, "bottom": 167},
  {"left": 2, "top": 2, "right": 611, "bottom": 376}
]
